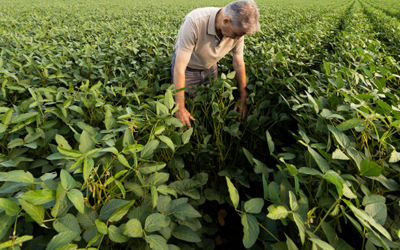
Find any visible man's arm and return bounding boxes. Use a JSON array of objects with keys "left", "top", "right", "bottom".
[
  {"left": 174, "top": 48, "right": 195, "bottom": 127},
  {"left": 232, "top": 51, "right": 248, "bottom": 120}
]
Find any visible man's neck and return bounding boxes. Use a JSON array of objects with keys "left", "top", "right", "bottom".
[{"left": 215, "top": 9, "right": 223, "bottom": 40}]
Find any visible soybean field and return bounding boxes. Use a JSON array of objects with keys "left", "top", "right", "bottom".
[{"left": 1, "top": 0, "right": 400, "bottom": 249}]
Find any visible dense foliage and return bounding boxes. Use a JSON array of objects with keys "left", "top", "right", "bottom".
[{"left": 1, "top": 0, "right": 400, "bottom": 249}]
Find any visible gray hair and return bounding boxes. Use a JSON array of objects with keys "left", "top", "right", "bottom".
[{"left": 223, "top": 0, "right": 260, "bottom": 34}]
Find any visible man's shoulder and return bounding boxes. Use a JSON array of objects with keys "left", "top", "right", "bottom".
[{"left": 185, "top": 7, "right": 220, "bottom": 22}]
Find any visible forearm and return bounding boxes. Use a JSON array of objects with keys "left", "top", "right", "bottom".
[
  {"left": 173, "top": 69, "right": 186, "bottom": 109},
  {"left": 233, "top": 61, "right": 247, "bottom": 97}
]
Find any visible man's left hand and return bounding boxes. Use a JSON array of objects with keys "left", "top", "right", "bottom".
[{"left": 234, "top": 95, "right": 248, "bottom": 121}]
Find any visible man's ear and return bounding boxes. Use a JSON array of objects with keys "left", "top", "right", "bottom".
[{"left": 223, "top": 17, "right": 231, "bottom": 25}]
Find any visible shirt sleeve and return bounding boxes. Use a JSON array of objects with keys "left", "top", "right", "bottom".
[
  {"left": 176, "top": 17, "right": 197, "bottom": 52},
  {"left": 232, "top": 36, "right": 244, "bottom": 55}
]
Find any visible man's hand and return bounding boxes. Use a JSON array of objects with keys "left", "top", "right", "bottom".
[
  {"left": 176, "top": 107, "right": 195, "bottom": 128},
  {"left": 234, "top": 95, "right": 248, "bottom": 121}
]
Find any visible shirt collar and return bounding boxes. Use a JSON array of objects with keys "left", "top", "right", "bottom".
[{"left": 207, "top": 8, "right": 222, "bottom": 36}]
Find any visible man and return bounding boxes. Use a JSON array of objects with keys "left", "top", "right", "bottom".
[{"left": 171, "top": 0, "right": 260, "bottom": 127}]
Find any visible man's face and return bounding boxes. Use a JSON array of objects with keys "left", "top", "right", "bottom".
[{"left": 221, "top": 18, "right": 247, "bottom": 39}]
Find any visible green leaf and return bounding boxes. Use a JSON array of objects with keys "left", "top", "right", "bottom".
[
  {"left": 0, "top": 235, "right": 33, "bottom": 249},
  {"left": 61, "top": 169, "right": 76, "bottom": 191},
  {"left": 123, "top": 219, "right": 143, "bottom": 238},
  {"left": 101, "top": 147, "right": 118, "bottom": 155},
  {"left": 242, "top": 147, "right": 254, "bottom": 165},
  {"left": 365, "top": 203, "right": 387, "bottom": 226},
  {"left": 367, "top": 175, "right": 398, "bottom": 191},
  {"left": 308, "top": 147, "right": 329, "bottom": 173},
  {"left": 181, "top": 128, "right": 193, "bottom": 144},
  {"left": 145, "top": 235, "right": 169, "bottom": 250},
  {"left": 0, "top": 124, "right": 7, "bottom": 134},
  {"left": 267, "top": 205, "right": 288, "bottom": 220},
  {"left": 309, "top": 238, "right": 335, "bottom": 250},
  {"left": 51, "top": 184, "right": 70, "bottom": 218},
  {"left": 0, "top": 213, "right": 16, "bottom": 240},
  {"left": 336, "top": 73, "right": 344, "bottom": 88},
  {"left": 53, "top": 214, "right": 81, "bottom": 234},
  {"left": 266, "top": 131, "right": 275, "bottom": 154},
  {"left": 100, "top": 199, "right": 130, "bottom": 220},
  {"left": 109, "top": 200, "right": 135, "bottom": 222},
  {"left": 108, "top": 225, "right": 129, "bottom": 243},
  {"left": 58, "top": 147, "right": 83, "bottom": 158},
  {"left": 323, "top": 170, "right": 344, "bottom": 197},
  {"left": 86, "top": 148, "right": 101, "bottom": 158},
  {"left": 360, "top": 159, "right": 381, "bottom": 177},
  {"left": 227, "top": 71, "right": 236, "bottom": 79},
  {"left": 321, "top": 222, "right": 339, "bottom": 247},
  {"left": 122, "top": 128, "right": 134, "bottom": 148},
  {"left": 328, "top": 125, "right": 350, "bottom": 149},
  {"left": 104, "top": 109, "right": 115, "bottom": 131},
  {"left": 306, "top": 92, "right": 319, "bottom": 113},
  {"left": 2, "top": 108, "right": 13, "bottom": 124},
  {"left": 77, "top": 122, "right": 97, "bottom": 135},
  {"left": 79, "top": 131, "right": 94, "bottom": 154},
  {"left": 0, "top": 170, "right": 34, "bottom": 183},
  {"left": 173, "top": 203, "right": 202, "bottom": 220},
  {"left": 154, "top": 125, "right": 166, "bottom": 135},
  {"left": 363, "top": 195, "right": 385, "bottom": 206},
  {"left": 389, "top": 151, "right": 400, "bottom": 163},
  {"left": 293, "top": 213, "right": 305, "bottom": 244},
  {"left": 19, "top": 189, "right": 56, "bottom": 205},
  {"left": 241, "top": 213, "right": 259, "bottom": 249},
  {"left": 77, "top": 206, "right": 98, "bottom": 229},
  {"left": 19, "top": 199, "right": 45, "bottom": 226},
  {"left": 86, "top": 231, "right": 102, "bottom": 247},
  {"left": 285, "top": 234, "right": 299, "bottom": 250},
  {"left": 67, "top": 189, "right": 85, "bottom": 214},
  {"left": 0, "top": 198, "right": 19, "bottom": 216},
  {"left": 289, "top": 191, "right": 299, "bottom": 211},
  {"left": 244, "top": 198, "right": 264, "bottom": 214},
  {"left": 168, "top": 245, "right": 181, "bottom": 250},
  {"left": 172, "top": 225, "right": 201, "bottom": 243},
  {"left": 141, "top": 140, "right": 159, "bottom": 158},
  {"left": 226, "top": 177, "right": 239, "bottom": 209},
  {"left": 83, "top": 158, "right": 94, "bottom": 181},
  {"left": 298, "top": 167, "right": 323, "bottom": 176},
  {"left": 151, "top": 185, "right": 158, "bottom": 209},
  {"left": 159, "top": 136, "right": 175, "bottom": 152},
  {"left": 344, "top": 200, "right": 392, "bottom": 241},
  {"left": 157, "top": 195, "right": 172, "bottom": 214},
  {"left": 145, "top": 213, "right": 170, "bottom": 232},
  {"left": 139, "top": 162, "right": 166, "bottom": 174},
  {"left": 323, "top": 60, "right": 330, "bottom": 75},
  {"left": 115, "top": 180, "right": 126, "bottom": 198},
  {"left": 117, "top": 154, "right": 131, "bottom": 169},
  {"left": 164, "top": 89, "right": 174, "bottom": 110},
  {"left": 7, "top": 138, "right": 24, "bottom": 148},
  {"left": 11, "top": 112, "right": 38, "bottom": 124},
  {"left": 332, "top": 148, "right": 349, "bottom": 160},
  {"left": 55, "top": 134, "right": 72, "bottom": 150},
  {"left": 157, "top": 185, "right": 178, "bottom": 198},
  {"left": 95, "top": 219, "right": 108, "bottom": 234},
  {"left": 46, "top": 231, "right": 78, "bottom": 250},
  {"left": 336, "top": 118, "right": 363, "bottom": 132},
  {"left": 343, "top": 185, "right": 357, "bottom": 199}
]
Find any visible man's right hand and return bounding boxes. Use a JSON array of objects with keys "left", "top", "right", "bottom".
[{"left": 175, "top": 107, "right": 195, "bottom": 128}]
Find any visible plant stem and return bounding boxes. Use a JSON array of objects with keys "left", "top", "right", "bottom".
[
  {"left": 313, "top": 198, "right": 341, "bottom": 234},
  {"left": 258, "top": 222, "right": 280, "bottom": 242}
]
